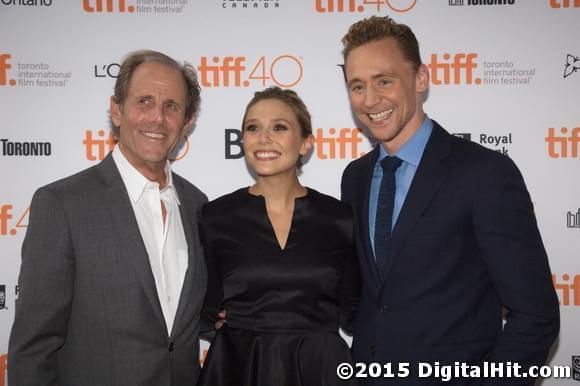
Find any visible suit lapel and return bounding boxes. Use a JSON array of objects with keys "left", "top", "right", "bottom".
[
  {"left": 169, "top": 176, "right": 200, "bottom": 338},
  {"left": 356, "top": 147, "right": 383, "bottom": 295},
  {"left": 381, "top": 122, "right": 451, "bottom": 282},
  {"left": 98, "top": 154, "right": 168, "bottom": 333}
]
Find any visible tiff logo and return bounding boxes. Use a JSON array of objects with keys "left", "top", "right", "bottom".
[
  {"left": 315, "top": 0, "right": 361, "bottom": 12},
  {"left": 545, "top": 127, "right": 580, "bottom": 158},
  {"left": 196, "top": 55, "right": 303, "bottom": 88},
  {"left": 0, "top": 205, "right": 13, "bottom": 236},
  {"left": 83, "top": 0, "right": 136, "bottom": 12},
  {"left": 83, "top": 129, "right": 116, "bottom": 161},
  {"left": 0, "top": 53, "right": 16, "bottom": 87},
  {"left": 553, "top": 274, "right": 580, "bottom": 306},
  {"left": 567, "top": 209, "right": 580, "bottom": 228},
  {"left": 0, "top": 204, "right": 29, "bottom": 236},
  {"left": 313, "top": 128, "right": 365, "bottom": 159},
  {"left": 550, "top": 0, "right": 580, "bottom": 7},
  {"left": 198, "top": 57, "right": 246, "bottom": 87},
  {"left": 427, "top": 53, "right": 481, "bottom": 85}
]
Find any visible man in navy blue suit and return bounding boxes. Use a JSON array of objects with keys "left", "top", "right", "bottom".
[{"left": 340, "top": 16, "right": 559, "bottom": 385}]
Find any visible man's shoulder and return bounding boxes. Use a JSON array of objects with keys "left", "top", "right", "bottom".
[
  {"left": 26, "top": 162, "right": 111, "bottom": 214},
  {"left": 39, "top": 162, "right": 105, "bottom": 197},
  {"left": 343, "top": 147, "right": 376, "bottom": 178},
  {"left": 446, "top": 130, "right": 514, "bottom": 169},
  {"left": 431, "top": 120, "right": 513, "bottom": 168},
  {"left": 172, "top": 172, "right": 208, "bottom": 205}
]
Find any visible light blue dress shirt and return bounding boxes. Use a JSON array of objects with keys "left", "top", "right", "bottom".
[{"left": 368, "top": 117, "right": 433, "bottom": 257}]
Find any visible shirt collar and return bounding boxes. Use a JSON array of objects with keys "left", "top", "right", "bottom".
[
  {"left": 378, "top": 115, "right": 433, "bottom": 167},
  {"left": 112, "top": 145, "right": 181, "bottom": 205}
]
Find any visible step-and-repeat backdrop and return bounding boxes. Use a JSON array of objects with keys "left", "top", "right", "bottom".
[{"left": 1, "top": 1, "right": 579, "bottom": 384}]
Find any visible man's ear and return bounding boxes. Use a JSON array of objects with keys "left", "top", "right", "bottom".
[
  {"left": 110, "top": 96, "right": 122, "bottom": 128},
  {"left": 415, "top": 64, "right": 430, "bottom": 93},
  {"left": 181, "top": 114, "right": 197, "bottom": 137}
]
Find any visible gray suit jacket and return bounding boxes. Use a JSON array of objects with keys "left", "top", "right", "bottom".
[{"left": 8, "top": 154, "right": 208, "bottom": 386}]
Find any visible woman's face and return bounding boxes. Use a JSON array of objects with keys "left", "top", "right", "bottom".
[{"left": 242, "top": 98, "right": 312, "bottom": 178}]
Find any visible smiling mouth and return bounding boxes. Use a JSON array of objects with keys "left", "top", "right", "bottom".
[
  {"left": 367, "top": 108, "right": 394, "bottom": 121},
  {"left": 254, "top": 150, "right": 281, "bottom": 160},
  {"left": 141, "top": 131, "right": 167, "bottom": 140}
]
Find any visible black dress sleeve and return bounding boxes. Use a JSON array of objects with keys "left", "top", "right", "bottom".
[
  {"left": 198, "top": 205, "right": 224, "bottom": 339},
  {"left": 338, "top": 209, "right": 361, "bottom": 335}
]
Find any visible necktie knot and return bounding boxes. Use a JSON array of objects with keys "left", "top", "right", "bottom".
[{"left": 380, "top": 156, "right": 403, "bottom": 174}]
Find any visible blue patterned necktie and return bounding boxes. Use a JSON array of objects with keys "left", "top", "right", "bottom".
[{"left": 374, "top": 156, "right": 403, "bottom": 277}]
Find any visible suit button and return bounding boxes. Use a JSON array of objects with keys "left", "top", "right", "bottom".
[
  {"left": 168, "top": 342, "right": 175, "bottom": 352},
  {"left": 370, "top": 345, "right": 375, "bottom": 356},
  {"left": 379, "top": 305, "right": 388, "bottom": 313}
]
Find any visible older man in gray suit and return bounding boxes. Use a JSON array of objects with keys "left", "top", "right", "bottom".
[{"left": 8, "top": 50, "right": 207, "bottom": 386}]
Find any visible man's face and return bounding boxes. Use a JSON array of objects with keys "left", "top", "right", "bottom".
[
  {"left": 345, "top": 37, "right": 428, "bottom": 153},
  {"left": 110, "top": 61, "right": 193, "bottom": 175}
]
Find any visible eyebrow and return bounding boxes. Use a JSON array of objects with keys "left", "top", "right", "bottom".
[
  {"left": 243, "top": 118, "right": 293, "bottom": 126},
  {"left": 347, "top": 72, "right": 393, "bottom": 87}
]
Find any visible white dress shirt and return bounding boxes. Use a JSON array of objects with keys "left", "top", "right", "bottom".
[{"left": 112, "top": 146, "right": 188, "bottom": 335}]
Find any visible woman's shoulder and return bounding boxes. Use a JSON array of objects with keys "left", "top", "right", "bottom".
[
  {"left": 305, "top": 187, "right": 352, "bottom": 217},
  {"left": 201, "top": 187, "right": 249, "bottom": 218}
]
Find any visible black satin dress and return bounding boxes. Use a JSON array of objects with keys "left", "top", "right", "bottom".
[{"left": 198, "top": 187, "right": 360, "bottom": 386}]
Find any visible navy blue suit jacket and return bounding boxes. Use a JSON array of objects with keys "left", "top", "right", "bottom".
[{"left": 341, "top": 121, "right": 559, "bottom": 385}]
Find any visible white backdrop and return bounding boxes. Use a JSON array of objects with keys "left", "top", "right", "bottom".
[{"left": 1, "top": 1, "right": 579, "bottom": 384}]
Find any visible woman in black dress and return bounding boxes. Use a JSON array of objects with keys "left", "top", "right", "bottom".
[{"left": 198, "top": 86, "right": 360, "bottom": 386}]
